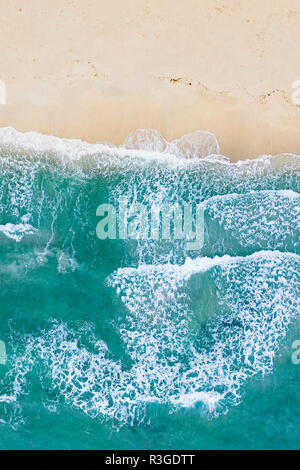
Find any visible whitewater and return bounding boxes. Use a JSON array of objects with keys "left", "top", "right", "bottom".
[{"left": 0, "top": 127, "right": 299, "bottom": 449}]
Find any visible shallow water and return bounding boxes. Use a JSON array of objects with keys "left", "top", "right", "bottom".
[{"left": 0, "top": 128, "right": 299, "bottom": 449}]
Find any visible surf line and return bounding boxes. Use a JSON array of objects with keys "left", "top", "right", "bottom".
[{"left": 96, "top": 197, "right": 204, "bottom": 251}]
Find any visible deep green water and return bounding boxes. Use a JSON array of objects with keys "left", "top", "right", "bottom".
[{"left": 0, "top": 128, "right": 299, "bottom": 449}]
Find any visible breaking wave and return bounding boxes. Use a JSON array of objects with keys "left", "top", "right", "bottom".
[{"left": 0, "top": 127, "right": 299, "bottom": 428}]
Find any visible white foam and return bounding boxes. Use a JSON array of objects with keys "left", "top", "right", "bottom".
[
  {"left": 173, "top": 391, "right": 224, "bottom": 411},
  {"left": 0, "top": 126, "right": 299, "bottom": 171},
  {"left": 0, "top": 223, "right": 37, "bottom": 242},
  {"left": 56, "top": 251, "right": 78, "bottom": 274},
  {"left": 203, "top": 190, "right": 300, "bottom": 252},
  {"left": 4, "top": 247, "right": 298, "bottom": 426},
  {"left": 0, "top": 126, "right": 220, "bottom": 164},
  {"left": 3, "top": 251, "right": 290, "bottom": 425},
  {"left": 0, "top": 126, "right": 299, "bottom": 427},
  {"left": 114, "top": 250, "right": 299, "bottom": 282}
]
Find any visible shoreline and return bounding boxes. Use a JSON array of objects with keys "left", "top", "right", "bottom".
[
  {"left": 0, "top": 126, "right": 300, "bottom": 173},
  {"left": 2, "top": 89, "right": 300, "bottom": 162}
]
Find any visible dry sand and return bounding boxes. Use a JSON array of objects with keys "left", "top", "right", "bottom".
[{"left": 1, "top": 0, "right": 300, "bottom": 160}]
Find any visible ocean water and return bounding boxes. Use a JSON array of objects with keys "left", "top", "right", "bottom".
[{"left": 0, "top": 127, "right": 299, "bottom": 450}]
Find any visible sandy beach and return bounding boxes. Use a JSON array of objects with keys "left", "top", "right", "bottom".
[{"left": 1, "top": 0, "right": 300, "bottom": 160}]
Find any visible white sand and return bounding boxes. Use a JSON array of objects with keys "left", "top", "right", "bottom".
[{"left": 1, "top": 0, "right": 300, "bottom": 160}]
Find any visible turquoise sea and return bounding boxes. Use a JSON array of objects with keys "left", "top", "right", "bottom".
[{"left": 0, "top": 128, "right": 299, "bottom": 450}]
